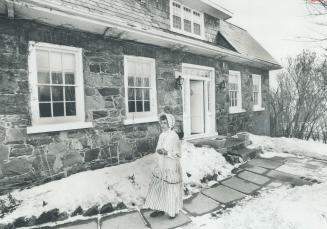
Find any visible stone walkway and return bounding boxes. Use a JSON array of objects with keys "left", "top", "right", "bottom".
[{"left": 34, "top": 157, "right": 321, "bottom": 229}]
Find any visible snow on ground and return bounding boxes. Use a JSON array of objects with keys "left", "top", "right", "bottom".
[
  {"left": 181, "top": 141, "right": 233, "bottom": 191},
  {"left": 249, "top": 134, "right": 327, "bottom": 160},
  {"left": 0, "top": 141, "right": 232, "bottom": 224},
  {"left": 277, "top": 157, "right": 327, "bottom": 181},
  {"left": 182, "top": 182, "right": 327, "bottom": 229},
  {"left": 179, "top": 134, "right": 327, "bottom": 229}
]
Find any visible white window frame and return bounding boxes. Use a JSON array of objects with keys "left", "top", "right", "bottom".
[
  {"left": 27, "top": 42, "right": 92, "bottom": 134},
  {"left": 228, "top": 70, "right": 245, "bottom": 114},
  {"left": 123, "top": 56, "right": 158, "bottom": 125},
  {"left": 252, "top": 74, "right": 265, "bottom": 111},
  {"left": 170, "top": 0, "right": 205, "bottom": 40}
]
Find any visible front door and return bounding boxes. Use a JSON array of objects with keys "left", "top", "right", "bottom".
[
  {"left": 190, "top": 80, "right": 204, "bottom": 134},
  {"left": 182, "top": 64, "right": 216, "bottom": 139}
]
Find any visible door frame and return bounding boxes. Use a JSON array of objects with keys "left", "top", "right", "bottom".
[{"left": 181, "top": 63, "right": 217, "bottom": 140}]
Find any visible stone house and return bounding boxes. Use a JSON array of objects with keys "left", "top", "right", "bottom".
[{"left": 0, "top": 0, "right": 280, "bottom": 188}]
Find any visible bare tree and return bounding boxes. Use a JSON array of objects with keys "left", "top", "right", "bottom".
[{"left": 270, "top": 50, "right": 327, "bottom": 140}]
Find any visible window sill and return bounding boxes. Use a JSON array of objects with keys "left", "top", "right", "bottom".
[
  {"left": 27, "top": 122, "right": 93, "bottom": 134},
  {"left": 253, "top": 107, "right": 265, "bottom": 112},
  {"left": 229, "top": 108, "right": 246, "bottom": 114},
  {"left": 123, "top": 116, "right": 159, "bottom": 125}
]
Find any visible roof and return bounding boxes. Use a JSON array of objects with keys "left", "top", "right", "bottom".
[
  {"left": 10, "top": 0, "right": 280, "bottom": 69},
  {"left": 219, "top": 20, "right": 280, "bottom": 66},
  {"left": 31, "top": 0, "right": 159, "bottom": 29}
]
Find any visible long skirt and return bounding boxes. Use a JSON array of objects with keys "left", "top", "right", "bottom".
[{"left": 144, "top": 156, "right": 183, "bottom": 217}]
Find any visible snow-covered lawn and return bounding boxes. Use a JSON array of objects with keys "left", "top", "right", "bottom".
[
  {"left": 0, "top": 141, "right": 233, "bottom": 224},
  {"left": 249, "top": 134, "right": 327, "bottom": 160}
]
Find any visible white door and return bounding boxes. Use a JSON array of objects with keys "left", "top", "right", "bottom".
[{"left": 190, "top": 80, "right": 205, "bottom": 134}]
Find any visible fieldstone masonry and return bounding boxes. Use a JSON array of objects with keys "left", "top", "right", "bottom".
[{"left": 0, "top": 16, "right": 270, "bottom": 192}]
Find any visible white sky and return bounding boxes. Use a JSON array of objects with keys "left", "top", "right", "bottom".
[{"left": 215, "top": 0, "right": 327, "bottom": 83}]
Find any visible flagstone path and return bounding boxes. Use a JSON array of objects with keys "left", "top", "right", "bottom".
[{"left": 33, "top": 157, "right": 321, "bottom": 229}]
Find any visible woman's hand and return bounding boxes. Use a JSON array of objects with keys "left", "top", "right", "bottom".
[{"left": 157, "top": 148, "right": 168, "bottom": 155}]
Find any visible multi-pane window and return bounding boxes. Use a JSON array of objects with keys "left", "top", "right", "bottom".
[
  {"left": 172, "top": 2, "right": 182, "bottom": 29},
  {"left": 183, "top": 7, "right": 192, "bottom": 33},
  {"left": 228, "top": 71, "right": 243, "bottom": 113},
  {"left": 124, "top": 56, "right": 157, "bottom": 122},
  {"left": 252, "top": 74, "right": 263, "bottom": 110},
  {"left": 171, "top": 1, "right": 203, "bottom": 38},
  {"left": 193, "top": 11, "right": 202, "bottom": 35},
  {"left": 36, "top": 51, "right": 77, "bottom": 118},
  {"left": 28, "top": 42, "right": 88, "bottom": 132},
  {"left": 253, "top": 84, "right": 259, "bottom": 105},
  {"left": 229, "top": 81, "right": 238, "bottom": 107}
]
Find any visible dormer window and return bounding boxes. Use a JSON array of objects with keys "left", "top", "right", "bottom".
[{"left": 170, "top": 1, "right": 204, "bottom": 39}]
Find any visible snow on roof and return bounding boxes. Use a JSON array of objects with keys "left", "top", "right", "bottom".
[{"left": 219, "top": 20, "right": 280, "bottom": 66}]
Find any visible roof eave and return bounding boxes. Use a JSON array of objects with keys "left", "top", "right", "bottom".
[{"left": 12, "top": 0, "right": 280, "bottom": 70}]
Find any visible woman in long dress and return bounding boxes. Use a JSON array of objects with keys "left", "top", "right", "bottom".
[{"left": 144, "top": 113, "right": 183, "bottom": 219}]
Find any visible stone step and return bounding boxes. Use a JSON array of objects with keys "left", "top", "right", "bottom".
[
  {"left": 141, "top": 210, "right": 191, "bottom": 229},
  {"left": 183, "top": 193, "right": 222, "bottom": 216},
  {"left": 227, "top": 147, "right": 260, "bottom": 162},
  {"left": 220, "top": 176, "right": 261, "bottom": 195},
  {"left": 202, "top": 185, "right": 246, "bottom": 204},
  {"left": 191, "top": 138, "right": 227, "bottom": 150},
  {"left": 100, "top": 211, "right": 147, "bottom": 229}
]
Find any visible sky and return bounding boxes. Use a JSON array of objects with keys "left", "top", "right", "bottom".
[{"left": 215, "top": 0, "right": 327, "bottom": 83}]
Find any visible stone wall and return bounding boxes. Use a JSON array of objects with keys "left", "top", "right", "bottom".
[
  {"left": 0, "top": 17, "right": 270, "bottom": 192},
  {"left": 215, "top": 62, "right": 270, "bottom": 136}
]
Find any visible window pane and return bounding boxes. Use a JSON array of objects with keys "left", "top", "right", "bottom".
[
  {"left": 128, "top": 62, "right": 136, "bottom": 78},
  {"left": 253, "top": 92, "right": 258, "bottom": 105},
  {"left": 66, "top": 102, "right": 76, "bottom": 116},
  {"left": 173, "top": 15, "right": 182, "bottom": 29},
  {"left": 128, "top": 101, "right": 135, "bottom": 112},
  {"left": 136, "top": 101, "right": 143, "bottom": 112},
  {"left": 136, "top": 77, "right": 142, "bottom": 87},
  {"left": 194, "top": 23, "right": 201, "bottom": 35},
  {"left": 39, "top": 103, "right": 51, "bottom": 117},
  {"left": 144, "top": 77, "right": 150, "bottom": 87},
  {"left": 50, "top": 52, "right": 62, "bottom": 71},
  {"left": 128, "top": 88, "right": 135, "bottom": 100},
  {"left": 144, "top": 101, "right": 150, "bottom": 111},
  {"left": 52, "top": 72, "right": 63, "bottom": 84},
  {"left": 37, "top": 72, "right": 50, "bottom": 84},
  {"left": 136, "top": 88, "right": 142, "bottom": 100},
  {"left": 144, "top": 89, "right": 150, "bottom": 100},
  {"left": 184, "top": 19, "right": 192, "bottom": 32},
  {"left": 229, "top": 83, "right": 238, "bottom": 91},
  {"left": 53, "top": 102, "right": 64, "bottom": 117},
  {"left": 65, "top": 73, "right": 75, "bottom": 84},
  {"left": 38, "top": 86, "right": 51, "bottom": 101},
  {"left": 65, "top": 86, "right": 75, "bottom": 101},
  {"left": 62, "top": 53, "right": 75, "bottom": 71},
  {"left": 36, "top": 50, "right": 49, "bottom": 69},
  {"left": 52, "top": 86, "right": 63, "bottom": 101},
  {"left": 128, "top": 76, "right": 134, "bottom": 86}
]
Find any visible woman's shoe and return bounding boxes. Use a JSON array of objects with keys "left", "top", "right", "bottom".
[
  {"left": 150, "top": 210, "right": 165, "bottom": 217},
  {"left": 169, "top": 215, "right": 177, "bottom": 219}
]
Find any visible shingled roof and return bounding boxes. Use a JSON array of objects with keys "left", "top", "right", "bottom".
[
  {"left": 219, "top": 20, "right": 280, "bottom": 66},
  {"left": 12, "top": 0, "right": 280, "bottom": 69},
  {"left": 34, "top": 0, "right": 159, "bottom": 29}
]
